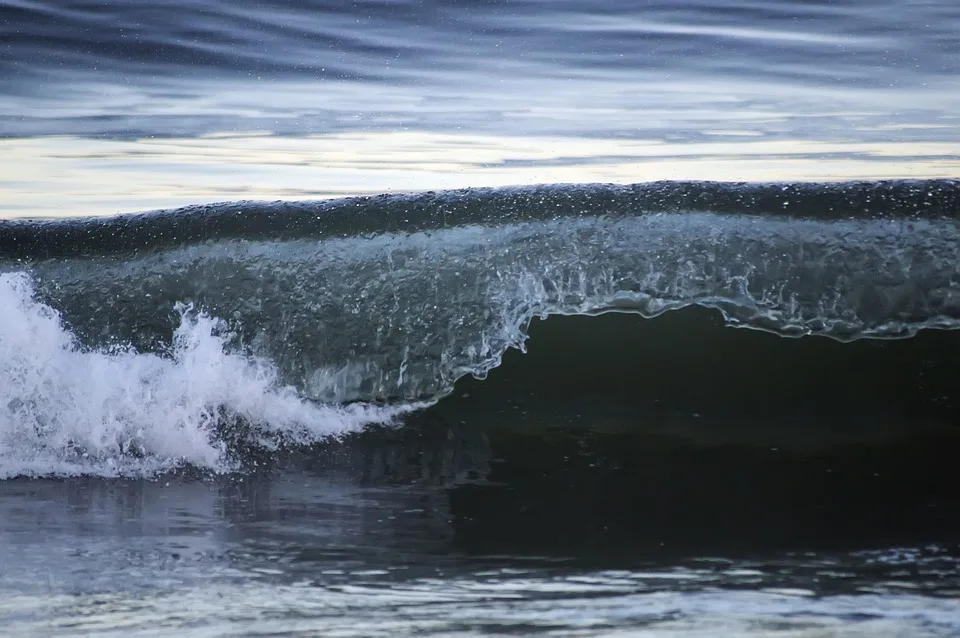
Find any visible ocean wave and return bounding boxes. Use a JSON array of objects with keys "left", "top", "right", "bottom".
[
  {"left": 3, "top": 181, "right": 958, "bottom": 404},
  {"left": 1, "top": 180, "right": 959, "bottom": 477}
]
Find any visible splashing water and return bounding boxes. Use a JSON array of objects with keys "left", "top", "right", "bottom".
[{"left": 0, "top": 273, "right": 409, "bottom": 479}]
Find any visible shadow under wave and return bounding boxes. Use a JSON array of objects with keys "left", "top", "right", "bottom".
[{"left": 318, "top": 306, "right": 960, "bottom": 554}]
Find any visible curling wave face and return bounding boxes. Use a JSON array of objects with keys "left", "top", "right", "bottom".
[{"left": 3, "top": 181, "right": 959, "bottom": 404}]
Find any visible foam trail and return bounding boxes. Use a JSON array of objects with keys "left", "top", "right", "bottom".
[{"left": 0, "top": 273, "right": 407, "bottom": 479}]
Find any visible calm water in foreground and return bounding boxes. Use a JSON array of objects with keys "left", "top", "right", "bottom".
[{"left": 2, "top": 472, "right": 959, "bottom": 637}]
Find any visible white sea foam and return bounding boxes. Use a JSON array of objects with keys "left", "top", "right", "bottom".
[{"left": 0, "top": 272, "right": 407, "bottom": 479}]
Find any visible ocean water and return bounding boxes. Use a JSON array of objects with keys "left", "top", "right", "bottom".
[{"left": 2, "top": 1, "right": 960, "bottom": 636}]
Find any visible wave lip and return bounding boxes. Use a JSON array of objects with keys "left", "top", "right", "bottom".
[{"left": 2, "top": 180, "right": 959, "bottom": 259}]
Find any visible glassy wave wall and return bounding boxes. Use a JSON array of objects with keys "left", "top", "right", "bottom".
[{"left": 1, "top": 180, "right": 958, "bottom": 480}]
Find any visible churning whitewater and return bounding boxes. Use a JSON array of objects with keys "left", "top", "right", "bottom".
[
  {"left": 2, "top": 180, "right": 959, "bottom": 478},
  {"left": 0, "top": 273, "right": 409, "bottom": 478}
]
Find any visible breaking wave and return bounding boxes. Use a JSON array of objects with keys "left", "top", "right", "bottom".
[
  {"left": 0, "top": 273, "right": 408, "bottom": 478},
  {"left": 1, "top": 180, "right": 959, "bottom": 477}
]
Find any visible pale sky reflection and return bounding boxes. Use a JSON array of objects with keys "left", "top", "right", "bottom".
[{"left": 2, "top": 132, "right": 958, "bottom": 218}]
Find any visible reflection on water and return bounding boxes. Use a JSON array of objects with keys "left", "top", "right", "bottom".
[
  {"left": 1, "top": 473, "right": 958, "bottom": 637},
  {"left": 3, "top": 132, "right": 959, "bottom": 218}
]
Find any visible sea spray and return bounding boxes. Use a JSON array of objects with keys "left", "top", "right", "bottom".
[{"left": 0, "top": 273, "right": 408, "bottom": 478}]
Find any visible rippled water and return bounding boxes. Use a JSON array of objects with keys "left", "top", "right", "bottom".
[{"left": 2, "top": 474, "right": 959, "bottom": 637}]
